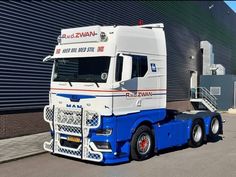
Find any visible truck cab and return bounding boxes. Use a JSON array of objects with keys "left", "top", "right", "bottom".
[{"left": 43, "top": 24, "right": 222, "bottom": 164}]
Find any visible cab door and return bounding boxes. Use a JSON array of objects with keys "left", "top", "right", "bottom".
[{"left": 112, "top": 54, "right": 150, "bottom": 115}]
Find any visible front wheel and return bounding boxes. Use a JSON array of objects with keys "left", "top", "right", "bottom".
[
  {"left": 130, "top": 125, "right": 154, "bottom": 161},
  {"left": 188, "top": 119, "right": 204, "bottom": 148}
]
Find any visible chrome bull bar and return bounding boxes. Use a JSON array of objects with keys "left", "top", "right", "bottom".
[{"left": 43, "top": 105, "right": 103, "bottom": 162}]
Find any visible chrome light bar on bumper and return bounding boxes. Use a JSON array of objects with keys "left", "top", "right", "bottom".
[{"left": 43, "top": 105, "right": 103, "bottom": 162}]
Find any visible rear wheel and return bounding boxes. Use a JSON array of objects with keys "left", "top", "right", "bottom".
[
  {"left": 208, "top": 116, "right": 220, "bottom": 139},
  {"left": 188, "top": 119, "right": 204, "bottom": 148},
  {"left": 131, "top": 125, "right": 154, "bottom": 161}
]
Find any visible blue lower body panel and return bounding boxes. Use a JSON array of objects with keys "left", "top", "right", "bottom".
[
  {"left": 154, "top": 120, "right": 191, "bottom": 150},
  {"left": 89, "top": 108, "right": 166, "bottom": 164},
  {"left": 62, "top": 110, "right": 222, "bottom": 164}
]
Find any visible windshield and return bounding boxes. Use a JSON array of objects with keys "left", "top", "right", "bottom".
[{"left": 53, "top": 57, "right": 111, "bottom": 83}]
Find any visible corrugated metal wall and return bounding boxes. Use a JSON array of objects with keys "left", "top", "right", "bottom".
[{"left": 0, "top": 0, "right": 235, "bottom": 111}]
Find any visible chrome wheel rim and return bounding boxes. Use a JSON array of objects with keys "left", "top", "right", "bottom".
[
  {"left": 193, "top": 124, "right": 202, "bottom": 143},
  {"left": 137, "top": 133, "right": 151, "bottom": 155},
  {"left": 211, "top": 118, "right": 219, "bottom": 134}
]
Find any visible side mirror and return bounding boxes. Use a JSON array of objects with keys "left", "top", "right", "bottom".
[
  {"left": 43, "top": 55, "right": 52, "bottom": 62},
  {"left": 121, "top": 55, "right": 132, "bottom": 81}
]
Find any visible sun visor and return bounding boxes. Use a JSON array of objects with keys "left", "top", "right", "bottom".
[{"left": 60, "top": 26, "right": 101, "bottom": 44}]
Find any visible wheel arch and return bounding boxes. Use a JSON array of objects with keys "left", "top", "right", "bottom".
[{"left": 130, "top": 118, "right": 155, "bottom": 140}]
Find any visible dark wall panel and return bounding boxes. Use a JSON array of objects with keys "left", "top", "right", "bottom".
[
  {"left": 0, "top": 0, "right": 235, "bottom": 111},
  {"left": 200, "top": 75, "right": 236, "bottom": 110}
]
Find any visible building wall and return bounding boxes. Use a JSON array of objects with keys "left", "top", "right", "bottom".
[
  {"left": 200, "top": 75, "right": 236, "bottom": 110},
  {"left": 0, "top": 110, "right": 49, "bottom": 139},
  {"left": 0, "top": 1, "right": 235, "bottom": 138}
]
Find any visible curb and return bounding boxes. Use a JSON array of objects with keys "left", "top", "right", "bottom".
[
  {"left": 0, "top": 132, "right": 50, "bottom": 164},
  {"left": 0, "top": 151, "right": 47, "bottom": 164}
]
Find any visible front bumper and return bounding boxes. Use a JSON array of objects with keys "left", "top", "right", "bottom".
[
  {"left": 44, "top": 139, "right": 103, "bottom": 162},
  {"left": 43, "top": 105, "right": 130, "bottom": 164}
]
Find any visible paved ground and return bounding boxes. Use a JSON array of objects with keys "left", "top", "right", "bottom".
[
  {"left": 0, "top": 132, "right": 50, "bottom": 163},
  {"left": 0, "top": 113, "right": 235, "bottom": 177}
]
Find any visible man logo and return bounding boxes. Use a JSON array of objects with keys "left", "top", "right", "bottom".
[{"left": 66, "top": 104, "right": 82, "bottom": 108}]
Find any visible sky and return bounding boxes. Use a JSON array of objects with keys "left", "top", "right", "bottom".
[{"left": 225, "top": 1, "right": 236, "bottom": 12}]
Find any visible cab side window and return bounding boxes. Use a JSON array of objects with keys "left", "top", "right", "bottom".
[{"left": 132, "top": 55, "right": 148, "bottom": 78}]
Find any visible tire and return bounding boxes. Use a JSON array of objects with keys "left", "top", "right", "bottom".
[
  {"left": 188, "top": 119, "right": 204, "bottom": 148},
  {"left": 208, "top": 116, "right": 220, "bottom": 139},
  {"left": 130, "top": 125, "right": 154, "bottom": 161}
]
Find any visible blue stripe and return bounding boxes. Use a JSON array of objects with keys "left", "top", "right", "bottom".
[{"left": 56, "top": 93, "right": 95, "bottom": 101}]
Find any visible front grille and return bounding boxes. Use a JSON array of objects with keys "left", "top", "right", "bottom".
[
  {"left": 87, "top": 151, "right": 103, "bottom": 160},
  {"left": 56, "top": 108, "right": 82, "bottom": 125},
  {"left": 54, "top": 108, "right": 82, "bottom": 136},
  {"left": 57, "top": 124, "right": 82, "bottom": 135},
  {"left": 60, "top": 139, "right": 81, "bottom": 149},
  {"left": 58, "top": 146, "right": 82, "bottom": 157},
  {"left": 44, "top": 106, "right": 54, "bottom": 122},
  {"left": 84, "top": 111, "right": 100, "bottom": 128},
  {"left": 86, "top": 117, "right": 99, "bottom": 127}
]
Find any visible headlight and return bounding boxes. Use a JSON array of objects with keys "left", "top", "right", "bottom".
[{"left": 96, "top": 129, "right": 112, "bottom": 136}]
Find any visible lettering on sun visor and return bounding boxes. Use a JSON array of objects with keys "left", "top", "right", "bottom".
[
  {"left": 61, "top": 31, "right": 97, "bottom": 39},
  {"left": 55, "top": 46, "right": 104, "bottom": 54}
]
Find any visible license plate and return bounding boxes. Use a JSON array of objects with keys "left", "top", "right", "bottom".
[{"left": 67, "top": 136, "right": 81, "bottom": 143}]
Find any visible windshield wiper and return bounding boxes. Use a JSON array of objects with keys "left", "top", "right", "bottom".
[
  {"left": 83, "top": 77, "right": 99, "bottom": 88},
  {"left": 95, "top": 82, "right": 99, "bottom": 88},
  {"left": 68, "top": 81, "right": 72, "bottom": 87}
]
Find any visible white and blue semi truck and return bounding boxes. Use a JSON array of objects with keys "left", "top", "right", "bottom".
[{"left": 43, "top": 24, "right": 223, "bottom": 164}]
